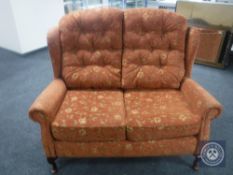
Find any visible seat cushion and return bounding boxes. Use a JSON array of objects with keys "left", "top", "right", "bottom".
[
  {"left": 52, "top": 90, "right": 125, "bottom": 142},
  {"left": 59, "top": 8, "right": 123, "bottom": 88},
  {"left": 122, "top": 9, "right": 187, "bottom": 89},
  {"left": 124, "top": 90, "right": 201, "bottom": 141}
]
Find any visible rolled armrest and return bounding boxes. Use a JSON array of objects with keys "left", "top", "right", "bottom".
[
  {"left": 181, "top": 78, "right": 222, "bottom": 120},
  {"left": 29, "top": 79, "right": 66, "bottom": 123}
]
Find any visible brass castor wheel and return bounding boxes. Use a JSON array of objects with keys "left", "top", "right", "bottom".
[
  {"left": 51, "top": 168, "right": 57, "bottom": 174},
  {"left": 47, "top": 157, "right": 58, "bottom": 174}
]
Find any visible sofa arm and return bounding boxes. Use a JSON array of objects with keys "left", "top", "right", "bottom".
[
  {"left": 181, "top": 78, "right": 222, "bottom": 120},
  {"left": 29, "top": 79, "right": 66, "bottom": 123}
]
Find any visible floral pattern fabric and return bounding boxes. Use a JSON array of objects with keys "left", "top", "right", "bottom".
[
  {"left": 52, "top": 90, "right": 125, "bottom": 142},
  {"left": 122, "top": 9, "right": 187, "bottom": 89},
  {"left": 29, "top": 8, "right": 223, "bottom": 160},
  {"left": 59, "top": 8, "right": 123, "bottom": 89},
  {"left": 124, "top": 90, "right": 201, "bottom": 141},
  {"left": 55, "top": 137, "right": 197, "bottom": 157},
  {"left": 181, "top": 78, "right": 223, "bottom": 143}
]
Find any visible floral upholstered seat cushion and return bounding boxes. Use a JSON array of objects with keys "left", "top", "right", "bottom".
[
  {"left": 124, "top": 90, "right": 201, "bottom": 141},
  {"left": 52, "top": 90, "right": 125, "bottom": 142}
]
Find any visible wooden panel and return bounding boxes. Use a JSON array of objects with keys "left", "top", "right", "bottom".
[{"left": 196, "top": 28, "right": 225, "bottom": 63}]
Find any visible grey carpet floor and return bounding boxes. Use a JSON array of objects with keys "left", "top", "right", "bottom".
[{"left": 0, "top": 48, "right": 232, "bottom": 175}]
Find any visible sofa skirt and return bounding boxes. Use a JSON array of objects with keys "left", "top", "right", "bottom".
[{"left": 54, "top": 136, "right": 197, "bottom": 157}]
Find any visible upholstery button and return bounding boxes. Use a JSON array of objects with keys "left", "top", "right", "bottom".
[
  {"left": 72, "top": 73, "right": 79, "bottom": 80},
  {"left": 160, "top": 53, "right": 167, "bottom": 66},
  {"left": 96, "top": 51, "right": 101, "bottom": 56},
  {"left": 123, "top": 59, "right": 127, "bottom": 65},
  {"left": 138, "top": 70, "right": 144, "bottom": 78},
  {"left": 104, "top": 37, "right": 111, "bottom": 44},
  {"left": 94, "top": 51, "right": 101, "bottom": 59},
  {"left": 170, "top": 41, "right": 177, "bottom": 49},
  {"left": 143, "top": 12, "right": 150, "bottom": 21},
  {"left": 93, "top": 67, "right": 101, "bottom": 73},
  {"left": 158, "top": 69, "right": 164, "bottom": 74}
]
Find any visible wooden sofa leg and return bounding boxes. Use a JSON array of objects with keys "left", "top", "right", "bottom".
[
  {"left": 192, "top": 155, "right": 200, "bottom": 171},
  {"left": 47, "top": 157, "right": 58, "bottom": 174}
]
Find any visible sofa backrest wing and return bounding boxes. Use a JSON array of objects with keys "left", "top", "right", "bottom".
[
  {"left": 58, "top": 8, "right": 123, "bottom": 89},
  {"left": 122, "top": 9, "right": 188, "bottom": 89}
]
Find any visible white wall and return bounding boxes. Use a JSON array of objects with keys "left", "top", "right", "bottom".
[
  {"left": 0, "top": 0, "right": 65, "bottom": 54},
  {"left": 0, "top": 0, "right": 21, "bottom": 53}
]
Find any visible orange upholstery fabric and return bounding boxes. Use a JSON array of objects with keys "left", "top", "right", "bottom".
[
  {"left": 55, "top": 137, "right": 197, "bottom": 157},
  {"left": 122, "top": 9, "right": 187, "bottom": 89},
  {"left": 29, "top": 79, "right": 67, "bottom": 123},
  {"left": 181, "top": 78, "right": 222, "bottom": 119},
  {"left": 59, "top": 8, "right": 123, "bottom": 88},
  {"left": 185, "top": 28, "right": 200, "bottom": 77},
  {"left": 181, "top": 78, "right": 222, "bottom": 144},
  {"left": 124, "top": 90, "right": 201, "bottom": 141},
  {"left": 52, "top": 90, "right": 125, "bottom": 142},
  {"left": 47, "top": 27, "right": 62, "bottom": 78},
  {"left": 28, "top": 79, "right": 67, "bottom": 157},
  {"left": 29, "top": 8, "right": 223, "bottom": 161}
]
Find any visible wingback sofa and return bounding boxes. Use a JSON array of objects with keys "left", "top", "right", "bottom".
[{"left": 29, "top": 8, "right": 222, "bottom": 173}]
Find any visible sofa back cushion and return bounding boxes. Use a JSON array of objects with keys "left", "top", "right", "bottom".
[
  {"left": 122, "top": 9, "right": 188, "bottom": 89},
  {"left": 59, "top": 8, "right": 123, "bottom": 89}
]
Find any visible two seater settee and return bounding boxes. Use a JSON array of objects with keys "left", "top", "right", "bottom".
[{"left": 29, "top": 8, "right": 222, "bottom": 173}]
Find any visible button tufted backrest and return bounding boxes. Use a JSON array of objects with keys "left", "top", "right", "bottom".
[
  {"left": 122, "top": 9, "right": 188, "bottom": 89},
  {"left": 59, "top": 8, "right": 123, "bottom": 89}
]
